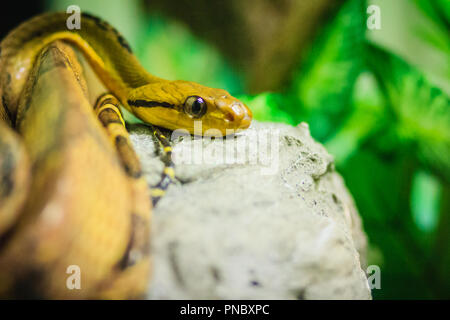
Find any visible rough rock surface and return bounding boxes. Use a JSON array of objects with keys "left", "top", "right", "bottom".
[{"left": 129, "top": 121, "right": 371, "bottom": 300}]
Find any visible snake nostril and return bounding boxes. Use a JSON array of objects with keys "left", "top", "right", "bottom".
[{"left": 224, "top": 112, "right": 234, "bottom": 122}]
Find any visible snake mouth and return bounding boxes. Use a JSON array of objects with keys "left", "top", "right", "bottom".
[{"left": 238, "top": 113, "right": 252, "bottom": 130}]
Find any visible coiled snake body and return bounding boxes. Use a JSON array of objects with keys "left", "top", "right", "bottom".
[{"left": 0, "top": 12, "right": 252, "bottom": 298}]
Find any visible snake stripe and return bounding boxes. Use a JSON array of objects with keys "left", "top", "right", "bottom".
[
  {"left": 127, "top": 99, "right": 175, "bottom": 109},
  {"left": 81, "top": 12, "right": 133, "bottom": 53}
]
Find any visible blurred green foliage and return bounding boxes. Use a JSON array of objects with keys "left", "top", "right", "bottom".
[
  {"left": 243, "top": 0, "right": 450, "bottom": 299},
  {"left": 246, "top": 0, "right": 450, "bottom": 299},
  {"left": 48, "top": 0, "right": 449, "bottom": 299},
  {"left": 135, "top": 15, "right": 243, "bottom": 94}
]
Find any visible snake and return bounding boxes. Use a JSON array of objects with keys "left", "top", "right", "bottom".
[
  {"left": 0, "top": 12, "right": 252, "bottom": 133},
  {"left": 0, "top": 12, "right": 252, "bottom": 298}
]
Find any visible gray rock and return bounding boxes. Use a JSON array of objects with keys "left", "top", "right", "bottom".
[{"left": 129, "top": 120, "right": 371, "bottom": 300}]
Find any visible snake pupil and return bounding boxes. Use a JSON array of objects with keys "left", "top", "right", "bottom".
[{"left": 192, "top": 99, "right": 202, "bottom": 114}]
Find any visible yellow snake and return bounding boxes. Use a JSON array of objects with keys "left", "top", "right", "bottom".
[
  {"left": 0, "top": 12, "right": 252, "bottom": 299},
  {"left": 0, "top": 12, "right": 252, "bottom": 134}
]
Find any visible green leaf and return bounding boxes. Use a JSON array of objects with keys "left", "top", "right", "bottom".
[
  {"left": 367, "top": 0, "right": 450, "bottom": 95},
  {"left": 340, "top": 150, "right": 434, "bottom": 298},
  {"left": 287, "top": 0, "right": 366, "bottom": 141},
  {"left": 369, "top": 46, "right": 450, "bottom": 183},
  {"left": 325, "top": 72, "right": 386, "bottom": 163},
  {"left": 136, "top": 15, "right": 243, "bottom": 95},
  {"left": 237, "top": 93, "right": 295, "bottom": 125}
]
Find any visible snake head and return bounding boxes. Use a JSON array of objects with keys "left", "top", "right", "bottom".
[{"left": 126, "top": 80, "right": 252, "bottom": 136}]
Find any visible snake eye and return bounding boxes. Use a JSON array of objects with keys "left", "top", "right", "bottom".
[{"left": 184, "top": 96, "right": 207, "bottom": 118}]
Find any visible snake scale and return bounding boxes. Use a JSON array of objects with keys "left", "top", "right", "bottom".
[{"left": 0, "top": 12, "right": 252, "bottom": 298}]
